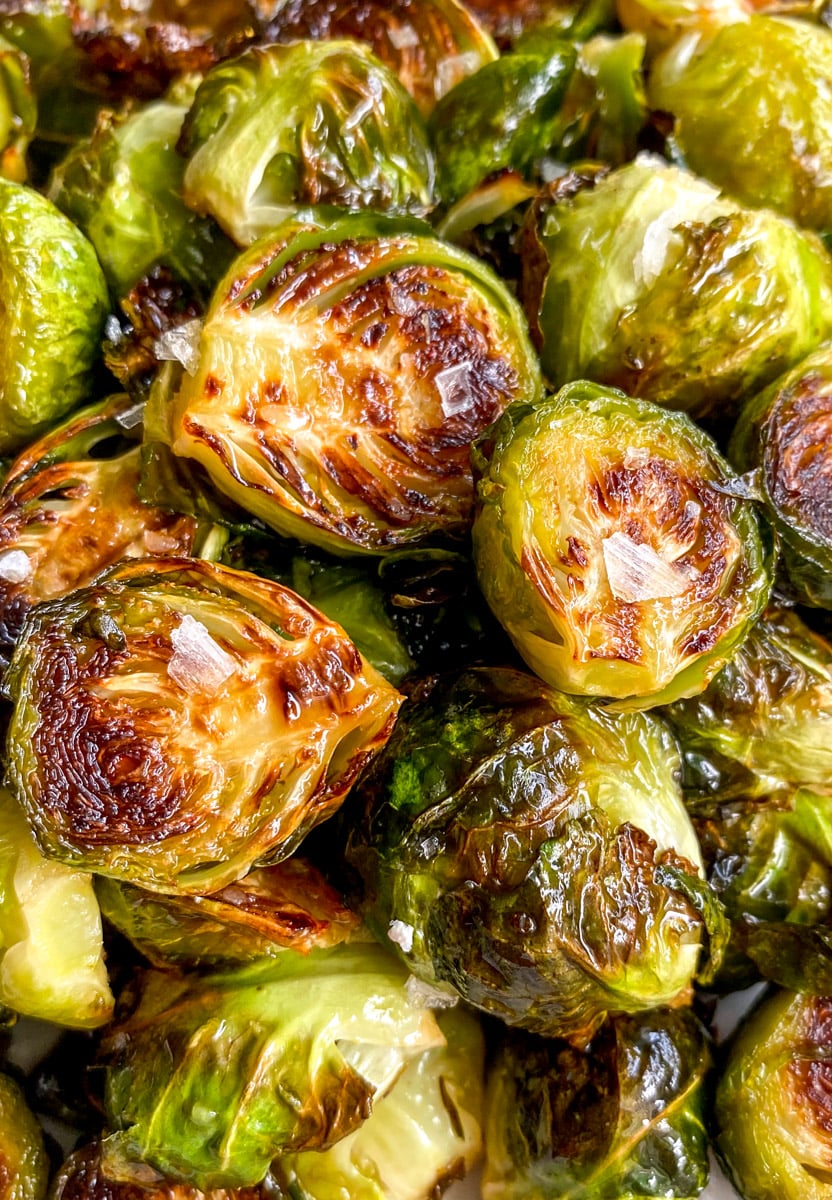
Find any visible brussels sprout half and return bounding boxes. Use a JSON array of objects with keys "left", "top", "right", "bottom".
[
  {"left": 483, "top": 1009, "right": 710, "bottom": 1200},
  {"left": 730, "top": 347, "right": 832, "bottom": 608},
  {"left": 472, "top": 382, "right": 771, "bottom": 705},
  {"left": 650, "top": 17, "right": 832, "bottom": 235},
  {"left": 48, "top": 95, "right": 234, "bottom": 297},
  {"left": 262, "top": 0, "right": 499, "bottom": 117},
  {"left": 148, "top": 211, "right": 542, "bottom": 556},
  {"left": 0, "top": 1074, "right": 48, "bottom": 1200},
  {"left": 0, "top": 786, "right": 113, "bottom": 1028},
  {"left": 344, "top": 667, "right": 724, "bottom": 1043},
  {"left": 5, "top": 557, "right": 403, "bottom": 894},
  {"left": 715, "top": 990, "right": 832, "bottom": 1200},
  {"left": 179, "top": 41, "right": 435, "bottom": 248},
  {"left": 96, "top": 857, "right": 362, "bottom": 968},
  {"left": 101, "top": 945, "right": 445, "bottom": 1189},
  {"left": 664, "top": 608, "right": 832, "bottom": 800},
  {"left": 0, "top": 394, "right": 199, "bottom": 661},
  {"left": 522, "top": 157, "right": 832, "bottom": 419},
  {"left": 0, "top": 177, "right": 109, "bottom": 453}
]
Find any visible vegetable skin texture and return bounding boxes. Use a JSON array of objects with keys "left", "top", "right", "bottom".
[
  {"left": 179, "top": 40, "right": 435, "bottom": 248},
  {"left": 150, "top": 211, "right": 542, "bottom": 556},
  {"left": 0, "top": 177, "right": 109, "bottom": 453},
  {"left": 100, "top": 945, "right": 445, "bottom": 1189},
  {"left": 522, "top": 157, "right": 832, "bottom": 420},
  {"left": 472, "top": 381, "right": 771, "bottom": 705},
  {"left": 650, "top": 17, "right": 832, "bottom": 235},
  {"left": 345, "top": 666, "right": 722, "bottom": 1043},
  {"left": 730, "top": 346, "right": 832, "bottom": 608},
  {"left": 4, "top": 557, "right": 403, "bottom": 895},
  {"left": 715, "top": 990, "right": 832, "bottom": 1200},
  {"left": 483, "top": 1008, "right": 710, "bottom": 1200},
  {"left": 0, "top": 1074, "right": 48, "bottom": 1200}
]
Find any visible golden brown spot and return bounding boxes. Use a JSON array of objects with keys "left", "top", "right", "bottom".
[{"left": 767, "top": 374, "right": 832, "bottom": 543}]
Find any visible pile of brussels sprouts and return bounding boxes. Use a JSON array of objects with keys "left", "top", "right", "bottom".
[{"left": 2, "top": 1, "right": 832, "bottom": 1199}]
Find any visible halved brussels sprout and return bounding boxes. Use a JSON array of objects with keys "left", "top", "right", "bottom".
[
  {"left": 148, "top": 211, "right": 542, "bottom": 555},
  {"left": 730, "top": 347, "right": 832, "bottom": 607},
  {"left": 96, "top": 857, "right": 362, "bottom": 968},
  {"left": 0, "top": 177, "right": 109, "bottom": 452},
  {"left": 262, "top": 0, "right": 499, "bottom": 117},
  {"left": 5, "top": 557, "right": 403, "bottom": 894},
  {"left": 715, "top": 990, "right": 832, "bottom": 1200},
  {"left": 272, "top": 1007, "right": 485, "bottom": 1200},
  {"left": 664, "top": 608, "right": 832, "bottom": 800},
  {"left": 483, "top": 1008, "right": 710, "bottom": 1200},
  {"left": 101, "top": 944, "right": 445, "bottom": 1188},
  {"left": 179, "top": 41, "right": 435, "bottom": 247},
  {"left": 48, "top": 95, "right": 234, "bottom": 297},
  {"left": 472, "top": 382, "right": 771, "bottom": 705},
  {"left": 0, "top": 786, "right": 113, "bottom": 1027},
  {"left": 0, "top": 1074, "right": 48, "bottom": 1200},
  {"left": 0, "top": 35, "right": 36, "bottom": 183},
  {"left": 429, "top": 41, "right": 577, "bottom": 207},
  {"left": 521, "top": 156, "right": 832, "bottom": 419},
  {"left": 695, "top": 787, "right": 832, "bottom": 992},
  {"left": 0, "top": 394, "right": 200, "bottom": 661},
  {"left": 344, "top": 666, "right": 723, "bottom": 1043},
  {"left": 650, "top": 18, "right": 832, "bottom": 234}
]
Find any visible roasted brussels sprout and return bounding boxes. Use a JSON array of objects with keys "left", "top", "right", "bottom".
[
  {"left": 729, "top": 347, "right": 832, "bottom": 608},
  {"left": 5, "top": 557, "right": 402, "bottom": 894},
  {"left": 147, "top": 211, "right": 542, "bottom": 555},
  {"left": 0, "top": 786, "right": 113, "bottom": 1027},
  {"left": 100, "top": 944, "right": 446, "bottom": 1188},
  {"left": 665, "top": 608, "right": 832, "bottom": 801},
  {"left": 715, "top": 989, "right": 832, "bottom": 1200},
  {"left": 48, "top": 95, "right": 234, "bottom": 297},
  {"left": 615, "top": 0, "right": 745, "bottom": 51},
  {"left": 465, "top": 0, "right": 617, "bottom": 45},
  {"left": 649, "top": 18, "right": 832, "bottom": 234},
  {"left": 53, "top": 1143, "right": 263, "bottom": 1200},
  {"left": 96, "top": 857, "right": 361, "bottom": 968},
  {"left": 521, "top": 157, "right": 832, "bottom": 419},
  {"left": 428, "top": 41, "right": 577, "bottom": 207},
  {"left": 261, "top": 0, "right": 499, "bottom": 117},
  {"left": 483, "top": 1008, "right": 710, "bottom": 1200},
  {"left": 179, "top": 41, "right": 435, "bottom": 247},
  {"left": 694, "top": 788, "right": 832, "bottom": 991},
  {"left": 472, "top": 382, "right": 771, "bottom": 705},
  {"left": 0, "top": 1073, "right": 48, "bottom": 1200},
  {"left": 0, "top": 394, "right": 200, "bottom": 660},
  {"left": 344, "top": 667, "right": 723, "bottom": 1042},
  {"left": 271, "top": 1006, "right": 485, "bottom": 1200},
  {"left": 0, "top": 35, "right": 36, "bottom": 183},
  {"left": 0, "top": 177, "right": 109, "bottom": 453}
]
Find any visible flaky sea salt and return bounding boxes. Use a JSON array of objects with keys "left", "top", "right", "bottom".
[
  {"left": 0, "top": 550, "right": 32, "bottom": 584},
  {"left": 388, "top": 919, "right": 415, "bottom": 953},
  {"left": 602, "top": 532, "right": 690, "bottom": 603},
  {"left": 435, "top": 361, "right": 476, "bottom": 418},
  {"left": 168, "top": 615, "right": 237, "bottom": 694},
  {"left": 405, "top": 975, "right": 458, "bottom": 1010},
  {"left": 153, "top": 319, "right": 203, "bottom": 377}
]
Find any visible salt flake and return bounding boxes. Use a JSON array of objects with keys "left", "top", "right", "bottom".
[
  {"left": 435, "top": 361, "right": 476, "bottom": 418},
  {"left": 0, "top": 550, "right": 31, "bottom": 583},
  {"left": 405, "top": 975, "right": 458, "bottom": 1010},
  {"left": 153, "top": 319, "right": 203, "bottom": 377},
  {"left": 388, "top": 919, "right": 414, "bottom": 953},
  {"left": 602, "top": 532, "right": 690, "bottom": 603},
  {"left": 388, "top": 22, "right": 420, "bottom": 49},
  {"left": 168, "top": 614, "right": 237, "bottom": 694}
]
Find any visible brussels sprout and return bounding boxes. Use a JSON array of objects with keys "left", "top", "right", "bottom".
[
  {"left": 483, "top": 1008, "right": 710, "bottom": 1200},
  {"left": 100, "top": 944, "right": 446, "bottom": 1188},
  {"left": 48, "top": 96, "right": 235, "bottom": 297},
  {"left": 147, "top": 210, "right": 542, "bottom": 555},
  {"left": 472, "top": 382, "right": 771, "bottom": 705},
  {"left": 729, "top": 347, "right": 832, "bottom": 608},
  {"left": 0, "top": 177, "right": 109, "bottom": 453},
  {"left": 0, "top": 394, "right": 200, "bottom": 660},
  {"left": 53, "top": 1143, "right": 263, "bottom": 1200},
  {"left": 0, "top": 1073, "right": 48, "bottom": 1200},
  {"left": 179, "top": 41, "right": 435, "bottom": 248},
  {"left": 0, "top": 35, "right": 36, "bottom": 183},
  {"left": 344, "top": 667, "right": 724, "bottom": 1042},
  {"left": 465, "top": 0, "right": 618, "bottom": 45},
  {"left": 694, "top": 788, "right": 832, "bottom": 991},
  {"left": 650, "top": 18, "right": 832, "bottom": 234},
  {"left": 0, "top": 786, "right": 113, "bottom": 1027},
  {"left": 96, "top": 857, "right": 362, "bottom": 968},
  {"left": 664, "top": 608, "right": 832, "bottom": 801},
  {"left": 429, "top": 42, "right": 577, "bottom": 207},
  {"left": 521, "top": 157, "right": 832, "bottom": 419},
  {"left": 615, "top": 0, "right": 746, "bottom": 51},
  {"left": 5, "top": 557, "right": 403, "bottom": 894},
  {"left": 271, "top": 1007, "right": 485, "bottom": 1200},
  {"left": 262, "top": 0, "right": 499, "bottom": 117},
  {"left": 715, "top": 989, "right": 832, "bottom": 1200}
]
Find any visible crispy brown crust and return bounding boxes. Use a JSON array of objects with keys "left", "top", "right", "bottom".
[
  {"left": 789, "top": 996, "right": 832, "bottom": 1155},
  {"left": 766, "top": 371, "right": 832, "bottom": 544}
]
